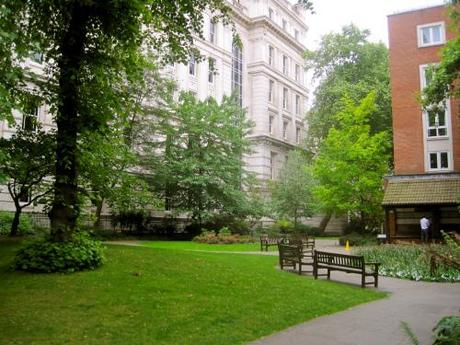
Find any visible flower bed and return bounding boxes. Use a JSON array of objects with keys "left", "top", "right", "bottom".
[{"left": 356, "top": 244, "right": 460, "bottom": 282}]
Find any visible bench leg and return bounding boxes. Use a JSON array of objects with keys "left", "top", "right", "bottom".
[
  {"left": 361, "top": 274, "right": 365, "bottom": 288},
  {"left": 374, "top": 274, "right": 378, "bottom": 288},
  {"left": 327, "top": 268, "right": 330, "bottom": 280},
  {"left": 313, "top": 264, "right": 318, "bottom": 279}
]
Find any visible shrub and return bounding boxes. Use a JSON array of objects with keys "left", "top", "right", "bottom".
[
  {"left": 293, "top": 224, "right": 323, "bottom": 237},
  {"left": 0, "top": 212, "right": 35, "bottom": 236},
  {"left": 432, "top": 316, "right": 460, "bottom": 345},
  {"left": 13, "top": 232, "right": 105, "bottom": 273},
  {"left": 356, "top": 245, "right": 460, "bottom": 282},
  {"left": 339, "top": 232, "right": 378, "bottom": 246},
  {"left": 275, "top": 219, "right": 294, "bottom": 233},
  {"left": 192, "top": 228, "right": 253, "bottom": 244}
]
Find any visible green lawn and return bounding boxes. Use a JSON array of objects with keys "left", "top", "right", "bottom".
[
  {"left": 143, "top": 239, "right": 338, "bottom": 252},
  {"left": 0, "top": 238, "right": 385, "bottom": 345}
]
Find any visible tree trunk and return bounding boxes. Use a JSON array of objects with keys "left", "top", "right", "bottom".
[
  {"left": 93, "top": 198, "right": 104, "bottom": 229},
  {"left": 318, "top": 213, "right": 332, "bottom": 233},
  {"left": 49, "top": 4, "right": 90, "bottom": 242},
  {"left": 10, "top": 204, "right": 22, "bottom": 237}
]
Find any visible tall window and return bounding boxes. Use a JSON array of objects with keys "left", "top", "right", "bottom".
[
  {"left": 283, "top": 87, "right": 288, "bottom": 110},
  {"left": 31, "top": 51, "right": 43, "bottom": 64},
  {"left": 188, "top": 56, "right": 196, "bottom": 76},
  {"left": 294, "top": 29, "right": 299, "bottom": 41},
  {"left": 429, "top": 151, "right": 449, "bottom": 170},
  {"left": 268, "top": 80, "right": 274, "bottom": 103},
  {"left": 209, "top": 20, "right": 217, "bottom": 44},
  {"left": 295, "top": 64, "right": 300, "bottom": 82},
  {"left": 282, "top": 19, "right": 287, "bottom": 31},
  {"left": 270, "top": 152, "right": 277, "bottom": 179},
  {"left": 421, "top": 64, "right": 448, "bottom": 138},
  {"left": 268, "top": 46, "right": 274, "bottom": 66},
  {"left": 268, "top": 7, "right": 274, "bottom": 20},
  {"left": 232, "top": 44, "right": 243, "bottom": 106},
  {"left": 282, "top": 55, "right": 288, "bottom": 75},
  {"left": 296, "top": 127, "right": 301, "bottom": 144},
  {"left": 418, "top": 22, "right": 445, "bottom": 47},
  {"left": 269, "top": 114, "right": 274, "bottom": 134},
  {"left": 208, "top": 57, "right": 216, "bottom": 83},
  {"left": 282, "top": 120, "right": 289, "bottom": 139},
  {"left": 22, "top": 102, "right": 39, "bottom": 131},
  {"left": 295, "top": 95, "right": 300, "bottom": 115}
]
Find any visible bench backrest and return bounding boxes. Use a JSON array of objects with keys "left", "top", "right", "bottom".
[
  {"left": 314, "top": 250, "right": 364, "bottom": 269},
  {"left": 278, "top": 243, "right": 301, "bottom": 259}
]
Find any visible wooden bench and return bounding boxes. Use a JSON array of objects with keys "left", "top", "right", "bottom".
[
  {"left": 313, "top": 250, "right": 380, "bottom": 288},
  {"left": 260, "top": 234, "right": 286, "bottom": 251},
  {"left": 278, "top": 241, "right": 315, "bottom": 275}
]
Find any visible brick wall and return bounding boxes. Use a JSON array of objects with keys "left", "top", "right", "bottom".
[{"left": 388, "top": 5, "right": 460, "bottom": 174}]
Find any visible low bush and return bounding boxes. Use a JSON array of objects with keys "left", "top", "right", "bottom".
[
  {"left": 432, "top": 316, "right": 460, "bottom": 345},
  {"left": 13, "top": 232, "right": 105, "bottom": 273},
  {"left": 0, "top": 212, "right": 35, "bottom": 236},
  {"left": 356, "top": 244, "right": 460, "bottom": 282},
  {"left": 339, "top": 232, "right": 378, "bottom": 246},
  {"left": 192, "top": 228, "right": 254, "bottom": 244}
]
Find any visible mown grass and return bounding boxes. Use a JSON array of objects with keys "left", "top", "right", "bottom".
[{"left": 0, "top": 238, "right": 385, "bottom": 345}]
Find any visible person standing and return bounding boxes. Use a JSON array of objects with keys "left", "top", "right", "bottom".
[{"left": 420, "top": 216, "right": 430, "bottom": 242}]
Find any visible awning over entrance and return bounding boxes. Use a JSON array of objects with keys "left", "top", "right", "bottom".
[{"left": 382, "top": 178, "right": 460, "bottom": 206}]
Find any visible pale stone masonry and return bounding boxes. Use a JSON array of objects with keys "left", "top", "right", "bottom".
[{"left": 168, "top": 0, "right": 309, "bottom": 183}]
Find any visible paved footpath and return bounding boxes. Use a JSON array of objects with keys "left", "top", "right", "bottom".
[{"left": 249, "top": 240, "right": 460, "bottom": 345}]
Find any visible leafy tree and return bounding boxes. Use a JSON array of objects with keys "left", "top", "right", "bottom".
[
  {"left": 0, "top": 0, "right": 235, "bottom": 242},
  {"left": 305, "top": 24, "right": 391, "bottom": 154},
  {"left": 149, "top": 92, "right": 254, "bottom": 225},
  {"left": 0, "top": 128, "right": 55, "bottom": 236},
  {"left": 422, "top": 1, "right": 460, "bottom": 108},
  {"left": 270, "top": 150, "right": 314, "bottom": 226},
  {"left": 312, "top": 92, "right": 391, "bottom": 231}
]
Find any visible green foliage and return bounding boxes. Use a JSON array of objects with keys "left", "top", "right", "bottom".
[
  {"left": 0, "top": 0, "right": 234, "bottom": 238},
  {"left": 275, "top": 219, "right": 294, "bottom": 233},
  {"left": 356, "top": 245, "right": 460, "bottom": 282},
  {"left": 192, "top": 228, "right": 253, "bottom": 244},
  {"left": 270, "top": 150, "right": 314, "bottom": 225},
  {"left": 422, "top": 2, "right": 460, "bottom": 108},
  {"left": 433, "top": 316, "right": 460, "bottom": 345},
  {"left": 312, "top": 93, "right": 391, "bottom": 231},
  {"left": 305, "top": 24, "right": 391, "bottom": 153},
  {"left": 0, "top": 212, "right": 34, "bottom": 236},
  {"left": 13, "top": 232, "right": 105, "bottom": 273},
  {"left": 339, "top": 233, "right": 378, "bottom": 246},
  {"left": 149, "top": 92, "right": 254, "bottom": 223}
]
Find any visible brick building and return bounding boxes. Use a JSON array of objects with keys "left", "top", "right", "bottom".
[{"left": 383, "top": 5, "right": 460, "bottom": 241}]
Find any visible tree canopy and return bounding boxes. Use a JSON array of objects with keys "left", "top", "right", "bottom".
[
  {"left": 0, "top": 0, "right": 235, "bottom": 241},
  {"left": 312, "top": 92, "right": 391, "bottom": 231},
  {"left": 305, "top": 24, "right": 391, "bottom": 154}
]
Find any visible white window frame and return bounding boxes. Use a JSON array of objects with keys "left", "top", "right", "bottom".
[
  {"left": 22, "top": 106, "right": 39, "bottom": 132},
  {"left": 282, "top": 55, "right": 289, "bottom": 75},
  {"left": 295, "top": 95, "right": 300, "bottom": 115},
  {"left": 209, "top": 20, "right": 217, "bottom": 44},
  {"left": 283, "top": 87, "right": 289, "bottom": 110},
  {"left": 420, "top": 64, "right": 450, "bottom": 139},
  {"left": 417, "top": 22, "right": 445, "bottom": 48},
  {"left": 208, "top": 57, "right": 215, "bottom": 84},
  {"left": 269, "top": 114, "right": 275, "bottom": 135},
  {"left": 268, "top": 46, "right": 274, "bottom": 66},
  {"left": 268, "top": 79, "right": 274, "bottom": 103},
  {"left": 282, "top": 120, "right": 289, "bottom": 140},
  {"left": 188, "top": 56, "right": 196, "bottom": 76},
  {"left": 428, "top": 151, "right": 450, "bottom": 171},
  {"left": 295, "top": 64, "right": 300, "bottom": 82}
]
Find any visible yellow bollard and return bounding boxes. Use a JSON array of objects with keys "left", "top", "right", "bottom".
[{"left": 345, "top": 240, "right": 350, "bottom": 252}]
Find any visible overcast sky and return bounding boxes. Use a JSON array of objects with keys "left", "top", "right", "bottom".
[{"left": 303, "top": 0, "right": 447, "bottom": 49}]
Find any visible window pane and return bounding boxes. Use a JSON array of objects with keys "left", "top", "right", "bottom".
[
  {"left": 438, "top": 128, "right": 447, "bottom": 136},
  {"left": 428, "top": 112, "right": 436, "bottom": 126},
  {"left": 440, "top": 152, "right": 448, "bottom": 168},
  {"left": 428, "top": 128, "right": 437, "bottom": 137},
  {"left": 432, "top": 26, "right": 441, "bottom": 42},
  {"left": 438, "top": 111, "right": 446, "bottom": 126},
  {"left": 430, "top": 153, "right": 438, "bottom": 169},
  {"left": 422, "top": 27, "right": 430, "bottom": 44}
]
